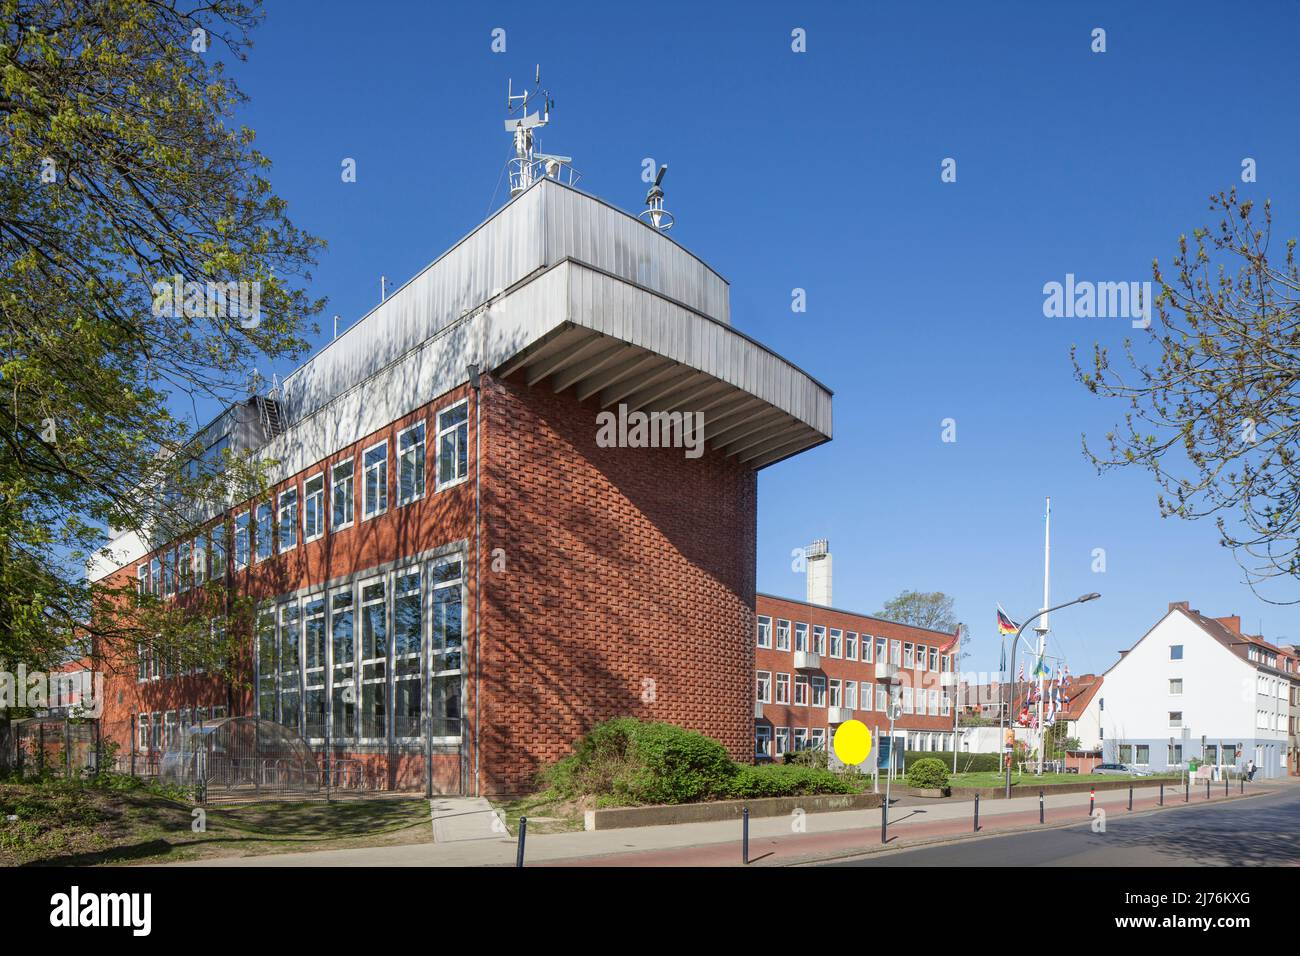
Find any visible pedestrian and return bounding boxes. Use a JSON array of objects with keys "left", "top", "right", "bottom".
[{"left": 1247, "top": 759, "right": 1256, "bottom": 781}]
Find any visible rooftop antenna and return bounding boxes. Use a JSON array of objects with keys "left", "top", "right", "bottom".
[
  {"left": 380, "top": 275, "right": 389, "bottom": 302},
  {"left": 503, "top": 65, "right": 576, "bottom": 198},
  {"left": 638, "top": 164, "right": 674, "bottom": 231}
]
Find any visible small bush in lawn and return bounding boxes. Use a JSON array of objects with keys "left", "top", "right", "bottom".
[{"left": 906, "top": 757, "right": 950, "bottom": 790}]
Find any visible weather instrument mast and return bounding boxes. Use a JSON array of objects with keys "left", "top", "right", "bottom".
[
  {"left": 638, "top": 163, "right": 674, "bottom": 231},
  {"left": 504, "top": 65, "right": 577, "bottom": 198}
]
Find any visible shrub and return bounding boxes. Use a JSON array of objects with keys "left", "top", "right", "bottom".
[
  {"left": 724, "top": 764, "right": 861, "bottom": 799},
  {"left": 540, "top": 717, "right": 735, "bottom": 805},
  {"left": 781, "top": 748, "right": 830, "bottom": 769},
  {"left": 906, "top": 757, "right": 950, "bottom": 790}
]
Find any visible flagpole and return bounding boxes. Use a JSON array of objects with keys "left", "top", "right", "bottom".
[{"left": 1035, "top": 496, "right": 1051, "bottom": 776}]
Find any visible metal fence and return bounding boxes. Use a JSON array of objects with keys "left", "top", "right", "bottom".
[{"left": 0, "top": 718, "right": 100, "bottom": 778}]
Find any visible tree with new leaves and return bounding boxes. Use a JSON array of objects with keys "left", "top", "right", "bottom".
[
  {"left": 875, "top": 590, "right": 958, "bottom": 632},
  {"left": 1074, "top": 190, "right": 1300, "bottom": 601},
  {"left": 0, "top": 0, "right": 325, "bottom": 683}
]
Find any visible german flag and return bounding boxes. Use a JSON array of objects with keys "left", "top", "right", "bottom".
[{"left": 996, "top": 604, "right": 1019, "bottom": 635}]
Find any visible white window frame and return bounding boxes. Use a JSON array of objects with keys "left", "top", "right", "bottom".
[
  {"left": 396, "top": 421, "right": 426, "bottom": 506},
  {"left": 303, "top": 473, "right": 325, "bottom": 542},
  {"left": 794, "top": 675, "right": 809, "bottom": 707},
  {"left": 436, "top": 399, "right": 470, "bottom": 491},
  {"left": 357, "top": 575, "right": 389, "bottom": 743},
  {"left": 775, "top": 672, "right": 790, "bottom": 704},
  {"left": 756, "top": 670, "right": 772, "bottom": 703},
  {"left": 254, "top": 500, "right": 274, "bottom": 562},
  {"left": 775, "top": 619, "right": 791, "bottom": 652},
  {"left": 755, "top": 725, "right": 772, "bottom": 758},
  {"left": 863, "top": 635, "right": 874, "bottom": 664},
  {"left": 361, "top": 440, "right": 389, "bottom": 521},
  {"left": 813, "top": 625, "right": 827, "bottom": 656},
  {"left": 775, "top": 726, "right": 790, "bottom": 756},
  {"left": 811, "top": 676, "right": 827, "bottom": 708},
  {"left": 829, "top": 628, "right": 842, "bottom": 659},
  {"left": 794, "top": 623, "right": 808, "bottom": 653},
  {"left": 233, "top": 511, "right": 250, "bottom": 570},
  {"left": 756, "top": 616, "right": 772, "bottom": 649},
  {"left": 278, "top": 487, "right": 299, "bottom": 554},
  {"left": 845, "top": 631, "right": 858, "bottom": 661},
  {"left": 331, "top": 457, "right": 355, "bottom": 531}
]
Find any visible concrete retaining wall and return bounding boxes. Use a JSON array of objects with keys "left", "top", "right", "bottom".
[{"left": 584, "top": 791, "right": 883, "bottom": 831}]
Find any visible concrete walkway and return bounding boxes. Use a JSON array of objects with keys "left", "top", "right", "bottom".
[{"left": 174, "top": 780, "right": 1273, "bottom": 867}]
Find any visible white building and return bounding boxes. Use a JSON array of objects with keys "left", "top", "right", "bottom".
[{"left": 1099, "top": 602, "right": 1293, "bottom": 779}]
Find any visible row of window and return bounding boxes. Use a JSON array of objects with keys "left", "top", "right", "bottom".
[
  {"left": 755, "top": 727, "right": 957, "bottom": 758},
  {"left": 756, "top": 616, "right": 951, "bottom": 672},
  {"left": 756, "top": 670, "right": 952, "bottom": 716},
  {"left": 136, "top": 402, "right": 470, "bottom": 596},
  {"left": 254, "top": 554, "right": 465, "bottom": 745},
  {"left": 136, "top": 706, "right": 229, "bottom": 753},
  {"left": 135, "top": 621, "right": 225, "bottom": 682}
]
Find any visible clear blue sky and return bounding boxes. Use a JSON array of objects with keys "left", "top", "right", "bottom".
[{"left": 218, "top": 0, "right": 1300, "bottom": 677}]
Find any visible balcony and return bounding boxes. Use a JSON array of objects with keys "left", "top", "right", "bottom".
[
  {"left": 793, "top": 650, "right": 822, "bottom": 671},
  {"left": 876, "top": 662, "right": 900, "bottom": 682},
  {"left": 827, "top": 706, "right": 853, "bottom": 725}
]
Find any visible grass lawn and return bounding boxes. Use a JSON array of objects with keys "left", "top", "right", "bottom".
[
  {"left": 492, "top": 792, "right": 586, "bottom": 835},
  {"left": 948, "top": 771, "right": 1183, "bottom": 789},
  {"left": 0, "top": 777, "right": 434, "bottom": 866}
]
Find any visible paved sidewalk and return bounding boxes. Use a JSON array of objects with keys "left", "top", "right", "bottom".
[{"left": 175, "top": 781, "right": 1271, "bottom": 867}]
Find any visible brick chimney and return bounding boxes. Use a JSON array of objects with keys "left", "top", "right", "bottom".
[{"left": 1214, "top": 615, "right": 1242, "bottom": 635}]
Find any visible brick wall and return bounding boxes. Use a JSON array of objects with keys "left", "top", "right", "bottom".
[{"left": 477, "top": 372, "right": 757, "bottom": 795}]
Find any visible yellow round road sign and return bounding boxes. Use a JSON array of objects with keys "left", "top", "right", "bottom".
[{"left": 832, "top": 720, "right": 872, "bottom": 766}]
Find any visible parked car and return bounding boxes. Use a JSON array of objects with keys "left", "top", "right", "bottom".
[{"left": 1091, "top": 763, "right": 1153, "bottom": 776}]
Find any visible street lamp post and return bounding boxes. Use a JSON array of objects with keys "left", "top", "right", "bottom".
[
  {"left": 882, "top": 700, "right": 901, "bottom": 843},
  {"left": 1001, "top": 593, "right": 1101, "bottom": 797}
]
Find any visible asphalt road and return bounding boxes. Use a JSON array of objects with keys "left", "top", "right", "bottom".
[{"left": 827, "top": 783, "right": 1300, "bottom": 867}]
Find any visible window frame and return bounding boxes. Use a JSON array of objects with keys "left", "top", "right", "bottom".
[
  {"left": 361, "top": 440, "right": 389, "bottom": 522},
  {"left": 396, "top": 420, "right": 427, "bottom": 506},
  {"left": 756, "top": 615, "right": 772, "bottom": 649},
  {"left": 331, "top": 456, "right": 356, "bottom": 531},
  {"left": 303, "top": 472, "right": 325, "bottom": 542},
  {"left": 278, "top": 487, "right": 299, "bottom": 554},
  {"left": 435, "top": 399, "right": 470, "bottom": 492}
]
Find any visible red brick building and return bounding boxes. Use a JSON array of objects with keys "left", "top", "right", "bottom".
[
  {"left": 88, "top": 179, "right": 833, "bottom": 796},
  {"left": 753, "top": 592, "right": 961, "bottom": 762}
]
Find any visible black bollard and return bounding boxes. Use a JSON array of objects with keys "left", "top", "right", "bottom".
[
  {"left": 1159, "top": 783, "right": 1164, "bottom": 806},
  {"left": 742, "top": 806, "right": 749, "bottom": 865},
  {"left": 516, "top": 816, "right": 527, "bottom": 868},
  {"left": 1185, "top": 780, "right": 1189, "bottom": 803},
  {"left": 1224, "top": 777, "right": 1229, "bottom": 797},
  {"left": 1206, "top": 780, "right": 1211, "bottom": 800},
  {"left": 974, "top": 793, "right": 980, "bottom": 832},
  {"left": 1089, "top": 788, "right": 1095, "bottom": 815},
  {"left": 1128, "top": 785, "right": 1133, "bottom": 811},
  {"left": 1039, "top": 790, "right": 1044, "bottom": 824},
  {"left": 881, "top": 795, "right": 888, "bottom": 844}
]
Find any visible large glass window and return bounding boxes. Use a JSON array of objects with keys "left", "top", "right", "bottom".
[
  {"left": 255, "top": 501, "right": 274, "bottom": 561},
  {"left": 775, "top": 619, "right": 790, "bottom": 651},
  {"left": 363, "top": 441, "right": 388, "bottom": 520},
  {"left": 278, "top": 488, "right": 298, "bottom": 553},
  {"left": 756, "top": 616, "right": 772, "bottom": 649},
  {"left": 393, "top": 569, "right": 422, "bottom": 739},
  {"left": 149, "top": 556, "right": 161, "bottom": 595},
  {"left": 256, "top": 608, "right": 276, "bottom": 720},
  {"left": 177, "top": 541, "right": 191, "bottom": 592},
  {"left": 304, "top": 473, "right": 325, "bottom": 541},
  {"left": 279, "top": 602, "right": 301, "bottom": 734},
  {"left": 303, "top": 595, "right": 327, "bottom": 738},
  {"left": 162, "top": 549, "right": 175, "bottom": 596},
  {"left": 332, "top": 458, "right": 355, "bottom": 530},
  {"left": 436, "top": 402, "right": 469, "bottom": 489},
  {"left": 330, "top": 587, "right": 355, "bottom": 738},
  {"left": 794, "top": 623, "right": 808, "bottom": 653},
  {"left": 359, "top": 578, "right": 388, "bottom": 739},
  {"left": 397, "top": 422, "right": 425, "bottom": 505},
  {"left": 430, "top": 557, "right": 463, "bottom": 738},
  {"left": 193, "top": 533, "right": 207, "bottom": 586}
]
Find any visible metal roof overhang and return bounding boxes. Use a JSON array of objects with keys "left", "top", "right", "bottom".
[{"left": 491, "top": 261, "right": 832, "bottom": 470}]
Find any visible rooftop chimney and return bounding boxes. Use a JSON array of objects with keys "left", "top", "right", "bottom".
[{"left": 805, "top": 539, "right": 831, "bottom": 607}]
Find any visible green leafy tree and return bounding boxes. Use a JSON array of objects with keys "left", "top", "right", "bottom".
[
  {"left": 1074, "top": 189, "right": 1300, "bottom": 600},
  {"left": 0, "top": 0, "right": 324, "bottom": 681},
  {"left": 875, "top": 590, "right": 958, "bottom": 632}
]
